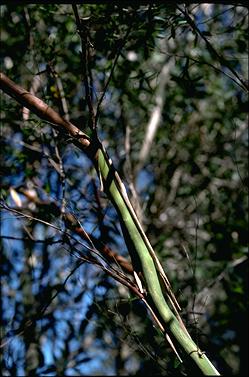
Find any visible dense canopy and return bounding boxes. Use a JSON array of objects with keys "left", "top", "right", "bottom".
[{"left": 0, "top": 4, "right": 248, "bottom": 376}]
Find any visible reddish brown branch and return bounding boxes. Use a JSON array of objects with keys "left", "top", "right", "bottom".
[
  {"left": 0, "top": 71, "right": 133, "bottom": 273},
  {"left": 65, "top": 213, "right": 134, "bottom": 274},
  {"left": 0, "top": 72, "right": 91, "bottom": 150},
  {"left": 21, "top": 189, "right": 133, "bottom": 275}
]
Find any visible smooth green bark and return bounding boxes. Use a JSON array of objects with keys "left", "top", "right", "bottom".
[
  {"left": 0, "top": 72, "right": 220, "bottom": 375},
  {"left": 97, "top": 147, "right": 220, "bottom": 376}
]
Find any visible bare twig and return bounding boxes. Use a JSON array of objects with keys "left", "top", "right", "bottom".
[
  {"left": 20, "top": 187, "right": 134, "bottom": 274},
  {"left": 48, "top": 62, "right": 70, "bottom": 121},
  {"left": 177, "top": 5, "right": 248, "bottom": 92},
  {"left": 53, "top": 129, "right": 67, "bottom": 219},
  {"left": 72, "top": 5, "right": 95, "bottom": 130},
  {"left": 0, "top": 260, "right": 85, "bottom": 348},
  {"left": 95, "top": 26, "right": 132, "bottom": 126}
]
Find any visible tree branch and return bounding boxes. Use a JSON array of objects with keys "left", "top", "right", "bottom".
[{"left": 0, "top": 71, "right": 91, "bottom": 151}]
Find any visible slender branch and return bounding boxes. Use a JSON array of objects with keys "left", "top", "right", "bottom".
[
  {"left": 20, "top": 187, "right": 134, "bottom": 274},
  {"left": 0, "top": 72, "right": 91, "bottom": 152},
  {"left": 185, "top": 55, "right": 247, "bottom": 91},
  {"left": 52, "top": 129, "right": 67, "bottom": 220},
  {"left": 177, "top": 5, "right": 248, "bottom": 92},
  {"left": 0, "top": 235, "right": 61, "bottom": 244},
  {"left": 0, "top": 202, "right": 141, "bottom": 297},
  {"left": 95, "top": 25, "right": 132, "bottom": 126},
  {"left": 50, "top": 64, "right": 70, "bottom": 121},
  {"left": 1, "top": 72, "right": 220, "bottom": 375},
  {"left": 72, "top": 5, "right": 95, "bottom": 130},
  {"left": 1, "top": 203, "right": 182, "bottom": 363},
  {"left": 0, "top": 260, "right": 84, "bottom": 348}
]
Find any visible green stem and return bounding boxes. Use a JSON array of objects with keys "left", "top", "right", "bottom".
[
  {"left": 0, "top": 72, "right": 220, "bottom": 375},
  {"left": 97, "top": 147, "right": 220, "bottom": 376}
]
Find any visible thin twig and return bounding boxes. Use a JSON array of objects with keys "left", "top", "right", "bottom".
[
  {"left": 95, "top": 26, "right": 132, "bottom": 126},
  {"left": 177, "top": 5, "right": 248, "bottom": 92},
  {"left": 0, "top": 235, "right": 61, "bottom": 244},
  {"left": 0, "top": 260, "right": 85, "bottom": 348},
  {"left": 47, "top": 62, "right": 70, "bottom": 121},
  {"left": 0, "top": 202, "right": 140, "bottom": 296},
  {"left": 72, "top": 5, "right": 95, "bottom": 130},
  {"left": 53, "top": 129, "right": 67, "bottom": 221}
]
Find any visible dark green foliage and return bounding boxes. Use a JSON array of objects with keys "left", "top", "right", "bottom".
[{"left": 0, "top": 3, "right": 248, "bottom": 376}]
